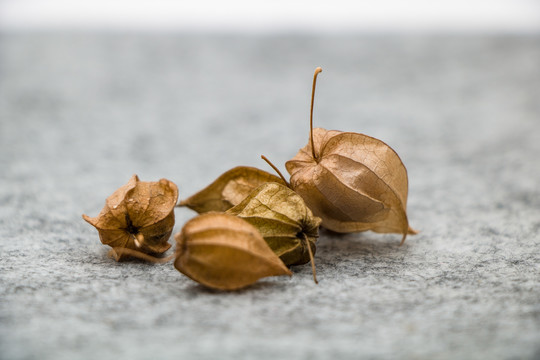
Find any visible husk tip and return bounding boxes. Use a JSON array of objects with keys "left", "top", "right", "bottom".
[
  {"left": 177, "top": 199, "right": 191, "bottom": 208},
  {"left": 286, "top": 268, "right": 293, "bottom": 277},
  {"left": 399, "top": 225, "right": 419, "bottom": 245},
  {"left": 408, "top": 226, "right": 419, "bottom": 235},
  {"left": 82, "top": 214, "right": 95, "bottom": 225},
  {"left": 108, "top": 248, "right": 122, "bottom": 262},
  {"left": 279, "top": 264, "right": 293, "bottom": 277}
]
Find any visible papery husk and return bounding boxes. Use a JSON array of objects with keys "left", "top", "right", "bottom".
[
  {"left": 226, "top": 182, "right": 321, "bottom": 267},
  {"left": 283, "top": 67, "right": 416, "bottom": 243},
  {"left": 286, "top": 127, "right": 417, "bottom": 242},
  {"left": 174, "top": 212, "right": 292, "bottom": 290},
  {"left": 83, "top": 175, "right": 178, "bottom": 261},
  {"left": 178, "top": 166, "right": 286, "bottom": 213}
]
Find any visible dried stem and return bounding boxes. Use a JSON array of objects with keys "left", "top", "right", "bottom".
[
  {"left": 303, "top": 234, "right": 318, "bottom": 284},
  {"left": 400, "top": 224, "right": 418, "bottom": 245},
  {"left": 310, "top": 67, "right": 323, "bottom": 161},
  {"left": 400, "top": 233, "right": 407, "bottom": 246},
  {"left": 109, "top": 247, "right": 175, "bottom": 263},
  {"left": 261, "top": 155, "right": 290, "bottom": 187}
]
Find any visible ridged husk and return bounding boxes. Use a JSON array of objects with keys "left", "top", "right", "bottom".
[
  {"left": 83, "top": 175, "right": 178, "bottom": 261},
  {"left": 286, "top": 127, "right": 416, "bottom": 242},
  {"left": 174, "top": 212, "right": 292, "bottom": 290},
  {"left": 178, "top": 166, "right": 286, "bottom": 213},
  {"left": 226, "top": 182, "right": 321, "bottom": 266}
]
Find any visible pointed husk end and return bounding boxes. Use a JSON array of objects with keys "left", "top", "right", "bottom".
[
  {"left": 399, "top": 225, "right": 419, "bottom": 246},
  {"left": 408, "top": 226, "right": 419, "bottom": 235},
  {"left": 108, "top": 247, "right": 175, "bottom": 263},
  {"left": 82, "top": 214, "right": 97, "bottom": 226},
  {"left": 177, "top": 199, "right": 189, "bottom": 207}
]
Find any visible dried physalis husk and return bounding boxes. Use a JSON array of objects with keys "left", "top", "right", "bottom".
[
  {"left": 174, "top": 212, "right": 292, "bottom": 290},
  {"left": 83, "top": 175, "right": 178, "bottom": 261},
  {"left": 226, "top": 182, "right": 322, "bottom": 283},
  {"left": 178, "top": 166, "right": 286, "bottom": 213},
  {"left": 285, "top": 67, "right": 417, "bottom": 243}
]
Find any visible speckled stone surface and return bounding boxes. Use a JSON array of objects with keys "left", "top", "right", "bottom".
[{"left": 0, "top": 32, "right": 539, "bottom": 360}]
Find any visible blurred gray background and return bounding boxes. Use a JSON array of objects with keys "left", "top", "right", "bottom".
[{"left": 1, "top": 2, "right": 539, "bottom": 359}]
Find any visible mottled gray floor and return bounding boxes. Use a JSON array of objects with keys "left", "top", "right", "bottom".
[{"left": 0, "top": 32, "right": 539, "bottom": 360}]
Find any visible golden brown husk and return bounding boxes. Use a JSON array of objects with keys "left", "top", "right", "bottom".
[
  {"left": 178, "top": 166, "right": 287, "bottom": 213},
  {"left": 286, "top": 127, "right": 417, "bottom": 242},
  {"left": 174, "top": 213, "right": 292, "bottom": 290},
  {"left": 82, "top": 175, "right": 178, "bottom": 261},
  {"left": 226, "top": 182, "right": 321, "bottom": 266}
]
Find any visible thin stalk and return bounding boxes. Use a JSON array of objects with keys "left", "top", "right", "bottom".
[
  {"left": 400, "top": 233, "right": 407, "bottom": 246},
  {"left": 261, "top": 155, "right": 290, "bottom": 188},
  {"left": 310, "top": 67, "right": 323, "bottom": 161},
  {"left": 303, "top": 234, "right": 318, "bottom": 284}
]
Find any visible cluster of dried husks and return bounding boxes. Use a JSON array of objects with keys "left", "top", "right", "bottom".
[{"left": 83, "top": 68, "right": 416, "bottom": 291}]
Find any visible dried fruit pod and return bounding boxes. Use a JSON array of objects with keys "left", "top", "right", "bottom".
[
  {"left": 227, "top": 182, "right": 321, "bottom": 263},
  {"left": 83, "top": 175, "right": 178, "bottom": 261},
  {"left": 227, "top": 182, "right": 322, "bottom": 283},
  {"left": 178, "top": 166, "right": 286, "bottom": 213},
  {"left": 285, "top": 68, "right": 416, "bottom": 243},
  {"left": 174, "top": 212, "right": 292, "bottom": 290}
]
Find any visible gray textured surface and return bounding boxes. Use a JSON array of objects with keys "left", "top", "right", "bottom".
[{"left": 1, "top": 32, "right": 539, "bottom": 360}]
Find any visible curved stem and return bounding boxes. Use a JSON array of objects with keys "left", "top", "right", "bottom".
[
  {"left": 261, "top": 155, "right": 290, "bottom": 188},
  {"left": 400, "top": 233, "right": 407, "bottom": 246},
  {"left": 400, "top": 224, "right": 418, "bottom": 246},
  {"left": 109, "top": 247, "right": 176, "bottom": 263},
  {"left": 310, "top": 67, "right": 323, "bottom": 161},
  {"left": 303, "top": 234, "right": 318, "bottom": 284}
]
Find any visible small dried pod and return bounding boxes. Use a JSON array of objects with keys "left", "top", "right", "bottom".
[
  {"left": 285, "top": 68, "right": 417, "bottom": 243},
  {"left": 174, "top": 212, "right": 292, "bottom": 290},
  {"left": 178, "top": 166, "right": 286, "bottom": 213},
  {"left": 83, "top": 175, "right": 178, "bottom": 261},
  {"left": 226, "top": 182, "right": 322, "bottom": 282}
]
